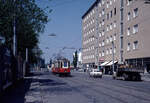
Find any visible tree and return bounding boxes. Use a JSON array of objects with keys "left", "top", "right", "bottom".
[
  {"left": 73, "top": 50, "right": 78, "bottom": 68},
  {"left": 0, "top": 0, "right": 51, "bottom": 64}
]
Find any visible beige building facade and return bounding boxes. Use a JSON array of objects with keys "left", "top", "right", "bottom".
[{"left": 82, "top": 0, "right": 150, "bottom": 72}]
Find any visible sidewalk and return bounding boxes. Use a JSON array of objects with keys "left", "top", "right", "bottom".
[
  {"left": 0, "top": 72, "right": 43, "bottom": 103},
  {"left": 24, "top": 76, "right": 42, "bottom": 103}
]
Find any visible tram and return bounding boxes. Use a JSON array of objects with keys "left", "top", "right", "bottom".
[{"left": 52, "top": 58, "right": 71, "bottom": 76}]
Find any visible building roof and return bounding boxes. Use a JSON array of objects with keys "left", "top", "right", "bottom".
[{"left": 82, "top": 0, "right": 100, "bottom": 19}]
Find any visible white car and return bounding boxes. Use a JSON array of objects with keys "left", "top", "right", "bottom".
[
  {"left": 89, "top": 69, "right": 102, "bottom": 78},
  {"left": 78, "top": 69, "right": 84, "bottom": 72}
]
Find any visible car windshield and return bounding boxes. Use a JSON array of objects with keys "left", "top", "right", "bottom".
[{"left": 93, "top": 69, "right": 100, "bottom": 72}]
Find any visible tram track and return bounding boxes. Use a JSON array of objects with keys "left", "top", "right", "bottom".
[
  {"left": 62, "top": 74, "right": 150, "bottom": 103},
  {"left": 75, "top": 72, "right": 150, "bottom": 95},
  {"left": 61, "top": 78, "right": 128, "bottom": 103}
]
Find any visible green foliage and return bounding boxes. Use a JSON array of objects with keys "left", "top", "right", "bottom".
[
  {"left": 0, "top": 0, "right": 50, "bottom": 64},
  {"left": 73, "top": 50, "right": 78, "bottom": 68}
]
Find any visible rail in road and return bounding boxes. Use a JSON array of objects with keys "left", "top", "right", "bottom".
[
  {"left": 58, "top": 72, "right": 150, "bottom": 103},
  {"left": 72, "top": 71, "right": 150, "bottom": 93},
  {"left": 2, "top": 71, "right": 149, "bottom": 103}
]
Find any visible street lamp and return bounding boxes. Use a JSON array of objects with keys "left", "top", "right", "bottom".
[
  {"left": 48, "top": 33, "right": 56, "bottom": 37},
  {"left": 45, "top": 47, "right": 49, "bottom": 49},
  {"left": 112, "top": 41, "right": 115, "bottom": 74},
  {"left": 13, "top": 0, "right": 17, "bottom": 56}
]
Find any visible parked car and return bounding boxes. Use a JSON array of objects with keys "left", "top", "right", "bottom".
[{"left": 89, "top": 69, "right": 102, "bottom": 78}]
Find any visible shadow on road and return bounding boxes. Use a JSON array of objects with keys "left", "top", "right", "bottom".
[
  {"left": 0, "top": 72, "right": 72, "bottom": 103},
  {"left": 0, "top": 78, "right": 32, "bottom": 103}
]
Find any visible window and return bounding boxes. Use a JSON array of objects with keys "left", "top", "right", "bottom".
[
  {"left": 99, "top": 22, "right": 102, "bottom": 27},
  {"left": 93, "top": 28, "right": 95, "bottom": 32},
  {"left": 107, "top": 13, "right": 109, "bottom": 20},
  {"left": 99, "top": 13, "right": 102, "bottom": 17},
  {"left": 102, "top": 30, "right": 105, "bottom": 36},
  {"left": 102, "top": 0, "right": 105, "bottom": 5},
  {"left": 99, "top": 43, "right": 102, "bottom": 47},
  {"left": 110, "top": 23, "right": 113, "bottom": 30},
  {"left": 102, "top": 9, "right": 105, "bottom": 15},
  {"left": 102, "top": 40, "right": 105, "bottom": 46},
  {"left": 107, "top": 2, "right": 109, "bottom": 8},
  {"left": 99, "top": 32, "right": 102, "bottom": 37},
  {"left": 110, "top": 48, "right": 112, "bottom": 54},
  {"left": 114, "top": 8, "right": 116, "bottom": 15},
  {"left": 107, "top": 25, "right": 109, "bottom": 31},
  {"left": 127, "top": 0, "right": 133, "bottom": 5},
  {"left": 92, "top": 9, "right": 95, "bottom": 14},
  {"left": 127, "top": 27, "right": 130, "bottom": 35},
  {"left": 133, "top": 24, "right": 138, "bottom": 34},
  {"left": 102, "top": 51, "right": 105, "bottom": 56},
  {"left": 127, "top": 12, "right": 131, "bottom": 21},
  {"left": 99, "top": 53, "right": 102, "bottom": 57},
  {"left": 114, "top": 34, "right": 116, "bottom": 41},
  {"left": 110, "top": 0, "right": 112, "bottom": 5},
  {"left": 106, "top": 37, "right": 109, "bottom": 43},
  {"left": 110, "top": 36, "right": 113, "bottom": 42},
  {"left": 114, "top": 21, "right": 116, "bottom": 28},
  {"left": 127, "top": 43, "right": 131, "bottom": 51},
  {"left": 133, "top": 41, "right": 138, "bottom": 50},
  {"left": 133, "top": 8, "right": 138, "bottom": 18},
  {"left": 102, "top": 19, "right": 105, "bottom": 25},
  {"left": 99, "top": 3, "right": 101, "bottom": 7},
  {"left": 64, "top": 62, "right": 68, "bottom": 67},
  {"left": 110, "top": 11, "right": 113, "bottom": 18}
]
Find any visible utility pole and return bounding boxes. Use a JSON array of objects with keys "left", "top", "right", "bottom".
[
  {"left": 95, "top": 3, "right": 99, "bottom": 70},
  {"left": 26, "top": 48, "right": 28, "bottom": 62},
  {"left": 13, "top": 0, "right": 17, "bottom": 56},
  {"left": 112, "top": 41, "right": 115, "bottom": 74}
]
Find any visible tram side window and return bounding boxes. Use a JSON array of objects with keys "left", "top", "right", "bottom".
[
  {"left": 55, "top": 62, "right": 59, "bottom": 68},
  {"left": 58, "top": 61, "right": 60, "bottom": 68},
  {"left": 61, "top": 62, "right": 63, "bottom": 68},
  {"left": 68, "top": 61, "right": 70, "bottom": 67}
]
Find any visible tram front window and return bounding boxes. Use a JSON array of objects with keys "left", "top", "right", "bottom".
[{"left": 64, "top": 62, "right": 68, "bottom": 67}]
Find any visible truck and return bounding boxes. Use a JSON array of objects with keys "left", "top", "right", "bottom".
[{"left": 113, "top": 64, "right": 144, "bottom": 81}]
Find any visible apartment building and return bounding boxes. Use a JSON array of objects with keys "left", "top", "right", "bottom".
[
  {"left": 123, "top": 0, "right": 150, "bottom": 72},
  {"left": 82, "top": 0, "right": 150, "bottom": 72},
  {"left": 82, "top": 1, "right": 98, "bottom": 69}
]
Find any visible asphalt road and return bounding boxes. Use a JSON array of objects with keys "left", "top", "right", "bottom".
[{"left": 1, "top": 71, "right": 150, "bottom": 103}]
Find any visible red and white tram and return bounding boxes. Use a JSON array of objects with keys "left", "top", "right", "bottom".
[{"left": 52, "top": 58, "right": 71, "bottom": 76}]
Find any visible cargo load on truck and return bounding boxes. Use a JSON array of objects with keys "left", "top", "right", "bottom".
[{"left": 113, "top": 64, "right": 144, "bottom": 81}]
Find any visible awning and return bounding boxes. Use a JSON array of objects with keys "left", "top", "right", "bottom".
[
  {"left": 100, "top": 61, "right": 110, "bottom": 66},
  {"left": 106, "top": 61, "right": 117, "bottom": 66}
]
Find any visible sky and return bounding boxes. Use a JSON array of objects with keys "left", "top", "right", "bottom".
[{"left": 37, "top": 0, "right": 95, "bottom": 63}]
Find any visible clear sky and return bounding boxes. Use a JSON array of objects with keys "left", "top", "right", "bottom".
[{"left": 37, "top": 0, "right": 95, "bottom": 63}]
